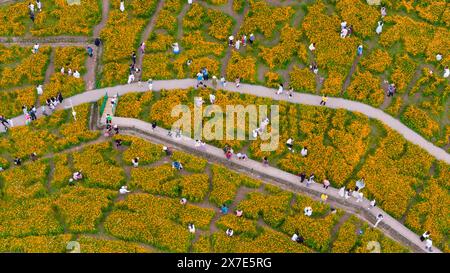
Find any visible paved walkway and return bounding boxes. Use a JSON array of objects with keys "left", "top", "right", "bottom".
[
  {"left": 110, "top": 116, "right": 441, "bottom": 253},
  {"left": 4, "top": 79, "right": 449, "bottom": 163}
]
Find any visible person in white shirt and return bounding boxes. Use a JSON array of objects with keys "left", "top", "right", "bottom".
[
  {"left": 226, "top": 228, "right": 234, "bottom": 237},
  {"left": 309, "top": 43, "right": 316, "bottom": 51},
  {"left": 220, "top": 76, "right": 226, "bottom": 87},
  {"left": 368, "top": 199, "right": 376, "bottom": 209},
  {"left": 29, "top": 2, "right": 35, "bottom": 13},
  {"left": 435, "top": 53, "right": 442, "bottom": 61},
  {"left": 32, "top": 43, "right": 39, "bottom": 54},
  {"left": 61, "top": 67, "right": 65, "bottom": 74},
  {"left": 132, "top": 157, "right": 139, "bottom": 167},
  {"left": 73, "top": 70, "right": 80, "bottom": 78},
  {"left": 276, "top": 83, "right": 283, "bottom": 95},
  {"left": 291, "top": 233, "right": 299, "bottom": 242},
  {"left": 356, "top": 192, "right": 363, "bottom": 202},
  {"left": 68, "top": 68, "right": 73, "bottom": 76},
  {"left": 119, "top": 185, "right": 130, "bottom": 194},
  {"left": 188, "top": 223, "right": 196, "bottom": 234},
  {"left": 180, "top": 198, "right": 187, "bottom": 205},
  {"left": 36, "top": 0, "right": 42, "bottom": 12},
  {"left": 120, "top": 0, "right": 125, "bottom": 12},
  {"left": 209, "top": 94, "right": 216, "bottom": 104},
  {"left": 286, "top": 138, "right": 294, "bottom": 151},
  {"left": 373, "top": 214, "right": 383, "bottom": 227},
  {"left": 443, "top": 66, "right": 449, "bottom": 78},
  {"left": 340, "top": 21, "right": 347, "bottom": 30},
  {"left": 188, "top": 0, "right": 193, "bottom": 4},
  {"left": 300, "top": 147, "right": 308, "bottom": 157},
  {"left": 304, "top": 206, "right": 313, "bottom": 217},
  {"left": 425, "top": 239, "right": 433, "bottom": 252},
  {"left": 127, "top": 73, "right": 135, "bottom": 84},
  {"left": 340, "top": 27, "right": 348, "bottom": 38},
  {"left": 376, "top": 21, "right": 383, "bottom": 35},
  {"left": 147, "top": 79, "right": 153, "bottom": 91},
  {"left": 36, "top": 84, "right": 43, "bottom": 96},
  {"left": 228, "top": 35, "right": 234, "bottom": 47}
]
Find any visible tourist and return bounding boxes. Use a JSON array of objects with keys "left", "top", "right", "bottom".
[
  {"left": 127, "top": 73, "right": 135, "bottom": 84},
  {"left": 221, "top": 204, "right": 228, "bottom": 214},
  {"left": 139, "top": 42, "right": 145, "bottom": 54},
  {"left": 347, "top": 25, "right": 353, "bottom": 37},
  {"left": 235, "top": 210, "right": 243, "bottom": 217},
  {"left": 381, "top": 6, "right": 387, "bottom": 17},
  {"left": 32, "top": 43, "right": 39, "bottom": 54},
  {"left": 87, "top": 46, "right": 93, "bottom": 58},
  {"left": 57, "top": 92, "right": 63, "bottom": 103},
  {"left": 338, "top": 186, "right": 345, "bottom": 198},
  {"left": 188, "top": 223, "right": 196, "bottom": 234},
  {"left": 73, "top": 170, "right": 83, "bottom": 181},
  {"left": 226, "top": 228, "right": 234, "bottom": 237},
  {"left": 235, "top": 38, "right": 241, "bottom": 50},
  {"left": 320, "top": 193, "right": 328, "bottom": 203},
  {"left": 67, "top": 68, "right": 73, "bottom": 76},
  {"left": 323, "top": 179, "right": 330, "bottom": 189},
  {"left": 212, "top": 76, "right": 218, "bottom": 89},
  {"left": 340, "top": 27, "right": 348, "bottom": 38},
  {"left": 249, "top": 33, "right": 255, "bottom": 45},
  {"left": 113, "top": 124, "right": 119, "bottom": 134},
  {"left": 228, "top": 35, "right": 234, "bottom": 47},
  {"left": 95, "top": 37, "right": 101, "bottom": 47},
  {"left": 172, "top": 42, "right": 180, "bottom": 54},
  {"left": 242, "top": 35, "right": 247, "bottom": 46},
  {"left": 0, "top": 115, "right": 9, "bottom": 131},
  {"left": 304, "top": 206, "right": 313, "bottom": 217},
  {"left": 287, "top": 86, "right": 293, "bottom": 99},
  {"left": 376, "top": 21, "right": 384, "bottom": 35},
  {"left": 147, "top": 79, "right": 153, "bottom": 91},
  {"left": 188, "top": 0, "right": 192, "bottom": 4},
  {"left": 320, "top": 94, "right": 328, "bottom": 105},
  {"left": 202, "top": 67, "right": 209, "bottom": 81},
  {"left": 73, "top": 70, "right": 81, "bottom": 78},
  {"left": 309, "top": 42, "right": 316, "bottom": 51},
  {"left": 172, "top": 161, "right": 183, "bottom": 170},
  {"left": 36, "top": 84, "right": 43, "bottom": 96},
  {"left": 444, "top": 66, "right": 449, "bottom": 78},
  {"left": 132, "top": 157, "right": 139, "bottom": 167},
  {"left": 262, "top": 156, "right": 269, "bottom": 167},
  {"left": 387, "top": 83, "right": 396, "bottom": 97},
  {"left": 68, "top": 178, "right": 75, "bottom": 186},
  {"left": 220, "top": 76, "right": 226, "bottom": 87},
  {"left": 374, "top": 214, "right": 383, "bottom": 228},
  {"left": 276, "top": 83, "right": 283, "bottom": 95},
  {"left": 120, "top": 0, "right": 125, "bottom": 12},
  {"left": 301, "top": 147, "right": 308, "bottom": 157},
  {"left": 420, "top": 231, "right": 431, "bottom": 242},
  {"left": 306, "top": 173, "right": 314, "bottom": 187},
  {"left": 29, "top": 2, "right": 35, "bottom": 13},
  {"left": 299, "top": 172, "right": 306, "bottom": 183},
  {"left": 180, "top": 198, "right": 187, "bottom": 205},
  {"left": 163, "top": 146, "right": 172, "bottom": 156},
  {"left": 115, "top": 139, "right": 122, "bottom": 148},
  {"left": 436, "top": 53, "right": 442, "bottom": 62},
  {"left": 30, "top": 152, "right": 37, "bottom": 161},
  {"left": 357, "top": 45, "right": 363, "bottom": 56},
  {"left": 235, "top": 77, "right": 240, "bottom": 88},
  {"left": 356, "top": 192, "right": 363, "bottom": 203},
  {"left": 286, "top": 137, "right": 294, "bottom": 151},
  {"left": 61, "top": 67, "right": 65, "bottom": 74},
  {"left": 340, "top": 21, "right": 347, "bottom": 30},
  {"left": 425, "top": 238, "right": 433, "bottom": 252},
  {"left": 36, "top": 0, "right": 42, "bottom": 12},
  {"left": 106, "top": 114, "right": 112, "bottom": 124},
  {"left": 14, "top": 157, "right": 22, "bottom": 166},
  {"left": 196, "top": 71, "right": 206, "bottom": 88},
  {"left": 225, "top": 150, "right": 232, "bottom": 160},
  {"left": 119, "top": 185, "right": 130, "bottom": 194},
  {"left": 368, "top": 199, "right": 376, "bottom": 209},
  {"left": 151, "top": 121, "right": 157, "bottom": 131}
]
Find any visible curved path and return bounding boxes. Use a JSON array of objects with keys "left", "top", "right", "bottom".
[
  {"left": 4, "top": 79, "right": 449, "bottom": 163},
  {"left": 109, "top": 116, "right": 441, "bottom": 253}
]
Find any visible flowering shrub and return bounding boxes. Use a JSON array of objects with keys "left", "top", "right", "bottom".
[
  {"left": 0, "top": 87, "right": 36, "bottom": 118},
  {"left": 72, "top": 142, "right": 125, "bottom": 189},
  {"left": 172, "top": 151, "right": 207, "bottom": 173},
  {"left": 50, "top": 153, "right": 72, "bottom": 189},
  {"left": 183, "top": 3, "right": 206, "bottom": 30},
  {"left": 385, "top": 97, "right": 403, "bottom": 117},
  {"left": 289, "top": 67, "right": 316, "bottom": 93},
  {"left": 240, "top": 0, "right": 294, "bottom": 38},
  {"left": 0, "top": 234, "right": 71, "bottom": 253},
  {"left": 77, "top": 235, "right": 151, "bottom": 253},
  {"left": 335, "top": 0, "right": 379, "bottom": 39},
  {"left": 115, "top": 135, "right": 164, "bottom": 165},
  {"left": 114, "top": 92, "right": 153, "bottom": 118},
  {"left": 216, "top": 214, "right": 259, "bottom": 238},
  {"left": 401, "top": 105, "right": 440, "bottom": 140},
  {"left": 207, "top": 9, "right": 234, "bottom": 41},
  {"left": 130, "top": 164, "right": 177, "bottom": 194},
  {"left": 232, "top": 0, "right": 245, "bottom": 14},
  {"left": 210, "top": 164, "right": 261, "bottom": 206},
  {"left": 0, "top": 198, "right": 63, "bottom": 237},
  {"left": 53, "top": 186, "right": 116, "bottom": 233},
  {"left": 154, "top": 0, "right": 183, "bottom": 35},
  {"left": 142, "top": 53, "right": 173, "bottom": 80},
  {"left": 360, "top": 49, "right": 392, "bottom": 74},
  {"left": 345, "top": 70, "right": 384, "bottom": 107},
  {"left": 259, "top": 25, "right": 303, "bottom": 69},
  {"left": 177, "top": 174, "right": 210, "bottom": 202},
  {"left": 264, "top": 71, "right": 281, "bottom": 88},
  {"left": 226, "top": 52, "right": 256, "bottom": 83},
  {"left": 390, "top": 54, "right": 418, "bottom": 94},
  {"left": 0, "top": 2, "right": 28, "bottom": 35}
]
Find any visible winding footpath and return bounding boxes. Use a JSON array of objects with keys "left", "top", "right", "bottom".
[
  {"left": 110, "top": 116, "right": 441, "bottom": 253},
  {"left": 4, "top": 79, "right": 449, "bottom": 164}
]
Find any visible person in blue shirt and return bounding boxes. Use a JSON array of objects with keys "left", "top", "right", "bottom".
[{"left": 221, "top": 204, "right": 228, "bottom": 214}]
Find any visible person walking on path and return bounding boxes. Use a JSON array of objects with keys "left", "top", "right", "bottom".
[
  {"left": 309, "top": 43, "right": 316, "bottom": 52},
  {"left": 87, "top": 46, "right": 94, "bottom": 57},
  {"left": 0, "top": 115, "right": 9, "bottom": 131},
  {"left": 147, "top": 79, "right": 153, "bottom": 91},
  {"left": 188, "top": 223, "right": 195, "bottom": 234},
  {"left": 139, "top": 42, "right": 145, "bottom": 54},
  {"left": 36, "top": 0, "right": 42, "bottom": 12},
  {"left": 120, "top": 0, "right": 125, "bottom": 12},
  {"left": 357, "top": 45, "right": 363, "bottom": 56},
  {"left": 220, "top": 76, "right": 226, "bottom": 87},
  {"left": 151, "top": 121, "right": 157, "bottom": 131},
  {"left": 211, "top": 76, "right": 218, "bottom": 89},
  {"left": 387, "top": 83, "right": 396, "bottom": 97},
  {"left": 36, "top": 84, "right": 43, "bottom": 96},
  {"left": 29, "top": 2, "right": 35, "bottom": 13},
  {"left": 131, "top": 51, "right": 137, "bottom": 64},
  {"left": 235, "top": 39, "right": 241, "bottom": 50},
  {"left": 119, "top": 186, "right": 130, "bottom": 194},
  {"left": 420, "top": 231, "right": 431, "bottom": 242},
  {"left": 376, "top": 21, "right": 384, "bottom": 35},
  {"left": 320, "top": 94, "right": 328, "bottom": 105},
  {"left": 249, "top": 33, "right": 255, "bottom": 45},
  {"left": 374, "top": 214, "right": 384, "bottom": 228},
  {"left": 368, "top": 199, "right": 376, "bottom": 209},
  {"left": 425, "top": 239, "right": 433, "bottom": 252},
  {"left": 228, "top": 35, "right": 234, "bottom": 47},
  {"left": 323, "top": 179, "right": 330, "bottom": 189},
  {"left": 276, "top": 83, "right": 283, "bottom": 95},
  {"left": 299, "top": 172, "right": 306, "bottom": 183},
  {"left": 262, "top": 156, "right": 269, "bottom": 167},
  {"left": 235, "top": 77, "right": 240, "bottom": 88},
  {"left": 32, "top": 43, "right": 39, "bottom": 54},
  {"left": 381, "top": 6, "right": 387, "bottom": 17},
  {"left": 301, "top": 147, "right": 308, "bottom": 157}
]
